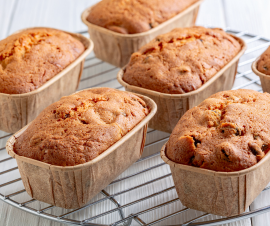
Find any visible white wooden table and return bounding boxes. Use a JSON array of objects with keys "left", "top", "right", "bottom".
[{"left": 1, "top": 0, "right": 270, "bottom": 225}]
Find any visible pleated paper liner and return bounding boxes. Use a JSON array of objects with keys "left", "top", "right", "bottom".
[
  {"left": 6, "top": 89, "right": 157, "bottom": 209},
  {"left": 81, "top": 1, "right": 203, "bottom": 68},
  {"left": 117, "top": 35, "right": 247, "bottom": 133},
  {"left": 160, "top": 142, "right": 270, "bottom": 217},
  {"left": 252, "top": 57, "right": 270, "bottom": 93},
  {"left": 0, "top": 27, "right": 94, "bottom": 133}
]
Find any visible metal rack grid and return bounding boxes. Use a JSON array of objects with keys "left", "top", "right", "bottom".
[{"left": 0, "top": 28, "right": 270, "bottom": 226}]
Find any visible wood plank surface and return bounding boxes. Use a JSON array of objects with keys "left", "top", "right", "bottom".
[
  {"left": 0, "top": 0, "right": 17, "bottom": 40},
  {"left": 0, "top": 0, "right": 269, "bottom": 225},
  {"left": 2, "top": 0, "right": 98, "bottom": 37},
  {"left": 223, "top": 0, "right": 270, "bottom": 38},
  {"left": 196, "top": 0, "right": 226, "bottom": 28}
]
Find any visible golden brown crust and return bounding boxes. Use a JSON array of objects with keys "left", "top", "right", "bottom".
[
  {"left": 257, "top": 46, "right": 270, "bottom": 75},
  {"left": 167, "top": 89, "right": 270, "bottom": 172},
  {"left": 87, "top": 0, "right": 199, "bottom": 34},
  {"left": 0, "top": 28, "right": 85, "bottom": 94},
  {"left": 123, "top": 27, "right": 241, "bottom": 94},
  {"left": 14, "top": 88, "right": 149, "bottom": 166}
]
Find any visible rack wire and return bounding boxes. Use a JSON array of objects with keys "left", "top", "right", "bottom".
[{"left": 0, "top": 28, "right": 270, "bottom": 226}]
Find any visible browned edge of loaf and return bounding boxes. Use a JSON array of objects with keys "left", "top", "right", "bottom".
[
  {"left": 117, "top": 34, "right": 247, "bottom": 99},
  {"left": 81, "top": 0, "right": 203, "bottom": 38},
  {"left": 0, "top": 27, "right": 93, "bottom": 97},
  {"left": 252, "top": 57, "right": 269, "bottom": 78},
  {"left": 160, "top": 141, "right": 270, "bottom": 177},
  {"left": 256, "top": 46, "right": 270, "bottom": 75},
  {"left": 6, "top": 88, "right": 157, "bottom": 171}
]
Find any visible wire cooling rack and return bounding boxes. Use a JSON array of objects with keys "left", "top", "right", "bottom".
[{"left": 1, "top": 29, "right": 270, "bottom": 226}]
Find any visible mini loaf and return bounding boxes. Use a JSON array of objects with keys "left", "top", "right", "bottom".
[
  {"left": 166, "top": 89, "right": 270, "bottom": 172},
  {"left": 0, "top": 28, "right": 85, "bottom": 94},
  {"left": 14, "top": 88, "right": 149, "bottom": 166},
  {"left": 123, "top": 26, "right": 241, "bottom": 94},
  {"left": 87, "top": 0, "right": 199, "bottom": 34},
  {"left": 257, "top": 46, "right": 270, "bottom": 75}
]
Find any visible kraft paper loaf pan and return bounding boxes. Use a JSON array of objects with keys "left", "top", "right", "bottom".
[
  {"left": 6, "top": 89, "right": 157, "bottom": 209},
  {"left": 0, "top": 27, "right": 94, "bottom": 133},
  {"left": 81, "top": 0, "right": 203, "bottom": 68},
  {"left": 160, "top": 142, "right": 270, "bottom": 217},
  {"left": 117, "top": 35, "right": 247, "bottom": 133},
  {"left": 252, "top": 57, "right": 270, "bottom": 93}
]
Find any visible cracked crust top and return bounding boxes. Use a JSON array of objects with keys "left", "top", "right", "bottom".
[
  {"left": 14, "top": 88, "right": 149, "bottom": 166},
  {"left": 0, "top": 28, "right": 85, "bottom": 94},
  {"left": 257, "top": 46, "right": 270, "bottom": 75},
  {"left": 123, "top": 26, "right": 241, "bottom": 94},
  {"left": 167, "top": 89, "right": 270, "bottom": 172},
  {"left": 86, "top": 0, "right": 199, "bottom": 34}
]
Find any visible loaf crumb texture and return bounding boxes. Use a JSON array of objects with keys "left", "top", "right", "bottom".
[
  {"left": 14, "top": 88, "right": 149, "bottom": 166},
  {"left": 87, "top": 0, "right": 199, "bottom": 34},
  {"left": 0, "top": 28, "right": 85, "bottom": 94},
  {"left": 123, "top": 27, "right": 241, "bottom": 94},
  {"left": 167, "top": 89, "right": 270, "bottom": 172},
  {"left": 257, "top": 46, "right": 270, "bottom": 75}
]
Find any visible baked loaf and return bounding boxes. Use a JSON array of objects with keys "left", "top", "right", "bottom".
[
  {"left": 166, "top": 89, "right": 270, "bottom": 172},
  {"left": 14, "top": 88, "right": 149, "bottom": 166},
  {"left": 257, "top": 46, "right": 270, "bottom": 75},
  {"left": 123, "top": 27, "right": 241, "bottom": 94},
  {"left": 87, "top": 0, "right": 199, "bottom": 34},
  {"left": 0, "top": 28, "right": 85, "bottom": 94}
]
